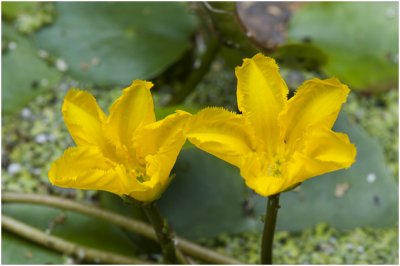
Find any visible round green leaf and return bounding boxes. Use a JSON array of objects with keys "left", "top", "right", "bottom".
[
  {"left": 288, "top": 2, "right": 398, "bottom": 91},
  {"left": 159, "top": 148, "right": 259, "bottom": 240},
  {"left": 2, "top": 231, "right": 63, "bottom": 264},
  {"left": 2, "top": 23, "right": 61, "bottom": 114},
  {"left": 2, "top": 203, "right": 141, "bottom": 261},
  {"left": 34, "top": 2, "right": 198, "bottom": 85}
]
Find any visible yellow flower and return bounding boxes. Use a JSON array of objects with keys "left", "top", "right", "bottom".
[
  {"left": 185, "top": 53, "right": 356, "bottom": 197},
  {"left": 48, "top": 80, "right": 190, "bottom": 202}
]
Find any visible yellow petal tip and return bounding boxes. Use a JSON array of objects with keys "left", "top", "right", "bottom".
[
  {"left": 129, "top": 80, "right": 154, "bottom": 90},
  {"left": 236, "top": 53, "right": 279, "bottom": 72}
]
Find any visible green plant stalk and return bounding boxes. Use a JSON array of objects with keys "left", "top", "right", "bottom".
[
  {"left": 142, "top": 202, "right": 180, "bottom": 264},
  {"left": 200, "top": 2, "right": 259, "bottom": 54},
  {"left": 2, "top": 215, "right": 149, "bottom": 264},
  {"left": 261, "top": 193, "right": 280, "bottom": 264},
  {"left": 2, "top": 192, "right": 242, "bottom": 264},
  {"left": 168, "top": 37, "right": 220, "bottom": 105}
]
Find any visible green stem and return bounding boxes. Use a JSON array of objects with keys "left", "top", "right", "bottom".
[
  {"left": 168, "top": 37, "right": 220, "bottom": 105},
  {"left": 142, "top": 202, "right": 180, "bottom": 264},
  {"left": 2, "top": 192, "right": 242, "bottom": 264},
  {"left": 261, "top": 193, "right": 280, "bottom": 264}
]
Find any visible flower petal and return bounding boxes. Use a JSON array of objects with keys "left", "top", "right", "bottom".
[
  {"left": 105, "top": 80, "right": 155, "bottom": 149},
  {"left": 48, "top": 146, "right": 138, "bottom": 196},
  {"left": 128, "top": 182, "right": 168, "bottom": 203},
  {"left": 302, "top": 128, "right": 356, "bottom": 165},
  {"left": 62, "top": 89, "right": 108, "bottom": 148},
  {"left": 284, "top": 128, "right": 356, "bottom": 185},
  {"left": 235, "top": 53, "right": 288, "bottom": 154},
  {"left": 244, "top": 176, "right": 286, "bottom": 197},
  {"left": 133, "top": 111, "right": 191, "bottom": 162},
  {"left": 279, "top": 78, "right": 350, "bottom": 149},
  {"left": 185, "top": 107, "right": 256, "bottom": 168},
  {"left": 129, "top": 111, "right": 191, "bottom": 202}
]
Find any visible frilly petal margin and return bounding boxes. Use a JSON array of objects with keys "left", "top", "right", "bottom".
[
  {"left": 105, "top": 80, "right": 156, "bottom": 151},
  {"left": 185, "top": 107, "right": 256, "bottom": 168},
  {"left": 48, "top": 146, "right": 139, "bottom": 196},
  {"left": 284, "top": 128, "right": 357, "bottom": 186},
  {"left": 235, "top": 53, "right": 288, "bottom": 155},
  {"left": 133, "top": 110, "right": 191, "bottom": 164},
  {"left": 279, "top": 78, "right": 350, "bottom": 150}
]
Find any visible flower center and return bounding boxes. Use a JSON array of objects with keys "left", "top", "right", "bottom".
[
  {"left": 266, "top": 157, "right": 284, "bottom": 177},
  {"left": 132, "top": 169, "right": 149, "bottom": 183}
]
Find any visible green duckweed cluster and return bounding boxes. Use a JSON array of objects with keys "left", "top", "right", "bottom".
[
  {"left": 2, "top": 2, "right": 55, "bottom": 35},
  {"left": 2, "top": 86, "right": 69, "bottom": 194},
  {"left": 201, "top": 224, "right": 399, "bottom": 264}
]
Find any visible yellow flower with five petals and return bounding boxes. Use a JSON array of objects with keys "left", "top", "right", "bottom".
[
  {"left": 48, "top": 80, "right": 190, "bottom": 202},
  {"left": 185, "top": 53, "right": 356, "bottom": 197}
]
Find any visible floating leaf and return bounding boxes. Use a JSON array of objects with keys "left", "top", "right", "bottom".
[
  {"left": 159, "top": 147, "right": 258, "bottom": 240},
  {"left": 2, "top": 231, "right": 63, "bottom": 264},
  {"left": 2, "top": 23, "right": 61, "bottom": 114},
  {"left": 99, "top": 192, "right": 161, "bottom": 253},
  {"left": 2, "top": 203, "right": 141, "bottom": 263},
  {"left": 34, "top": 2, "right": 198, "bottom": 85},
  {"left": 288, "top": 2, "right": 398, "bottom": 91}
]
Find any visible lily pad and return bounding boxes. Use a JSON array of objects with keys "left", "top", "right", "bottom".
[
  {"left": 2, "top": 231, "right": 63, "bottom": 264},
  {"left": 2, "top": 23, "right": 61, "bottom": 114},
  {"left": 288, "top": 2, "right": 398, "bottom": 91},
  {"left": 2, "top": 203, "right": 141, "bottom": 263},
  {"left": 160, "top": 147, "right": 256, "bottom": 240},
  {"left": 33, "top": 2, "right": 198, "bottom": 85}
]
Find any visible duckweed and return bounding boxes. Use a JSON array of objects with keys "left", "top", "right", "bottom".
[{"left": 200, "top": 224, "right": 398, "bottom": 264}]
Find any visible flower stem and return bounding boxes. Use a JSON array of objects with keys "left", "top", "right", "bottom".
[
  {"left": 142, "top": 201, "right": 181, "bottom": 264},
  {"left": 261, "top": 193, "right": 280, "bottom": 264}
]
